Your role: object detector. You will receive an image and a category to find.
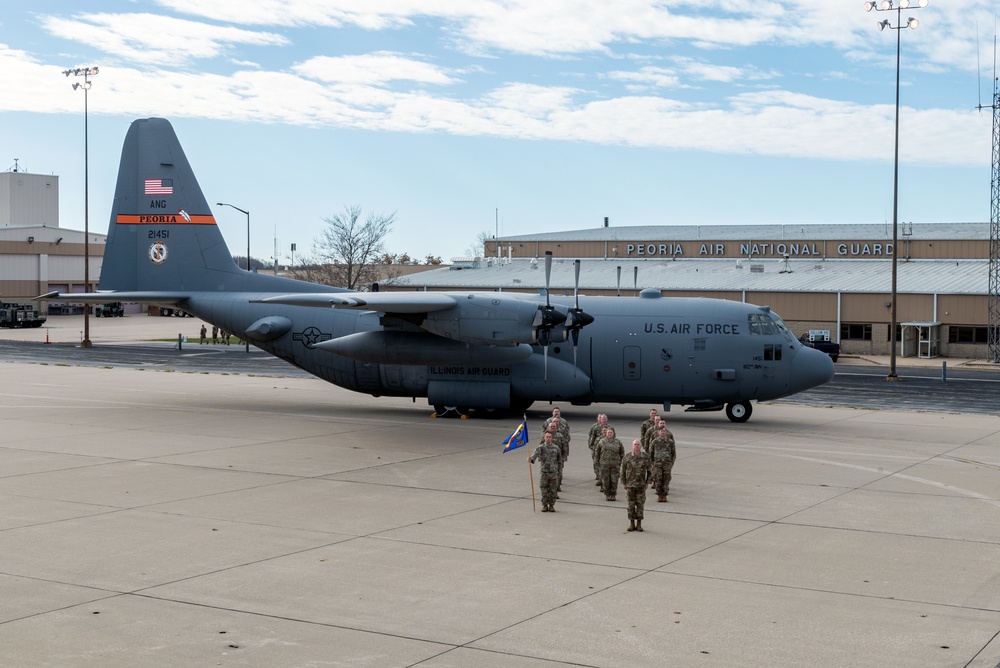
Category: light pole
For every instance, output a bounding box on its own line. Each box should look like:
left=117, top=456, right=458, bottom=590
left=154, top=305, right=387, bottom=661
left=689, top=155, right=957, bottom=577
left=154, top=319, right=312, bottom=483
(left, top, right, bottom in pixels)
left=63, top=66, right=99, bottom=348
left=216, top=202, right=251, bottom=271
left=864, top=0, right=927, bottom=381
left=215, top=202, right=251, bottom=352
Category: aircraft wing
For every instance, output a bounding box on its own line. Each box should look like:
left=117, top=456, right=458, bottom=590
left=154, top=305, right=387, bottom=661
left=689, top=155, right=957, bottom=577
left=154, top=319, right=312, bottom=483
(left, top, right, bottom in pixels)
left=253, top=292, right=459, bottom=314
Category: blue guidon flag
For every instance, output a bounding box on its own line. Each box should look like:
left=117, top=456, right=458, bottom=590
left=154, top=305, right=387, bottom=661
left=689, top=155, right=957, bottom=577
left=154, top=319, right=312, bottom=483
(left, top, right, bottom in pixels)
left=502, top=418, right=529, bottom=453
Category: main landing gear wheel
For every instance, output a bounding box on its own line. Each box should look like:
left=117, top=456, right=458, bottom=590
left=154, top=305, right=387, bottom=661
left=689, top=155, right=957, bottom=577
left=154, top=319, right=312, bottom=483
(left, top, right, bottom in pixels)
left=725, top=401, right=752, bottom=423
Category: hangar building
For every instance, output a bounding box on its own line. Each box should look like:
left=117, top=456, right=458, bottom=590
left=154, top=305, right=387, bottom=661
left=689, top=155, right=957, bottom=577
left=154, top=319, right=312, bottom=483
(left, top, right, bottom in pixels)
left=0, top=170, right=105, bottom=309
left=397, top=223, right=992, bottom=360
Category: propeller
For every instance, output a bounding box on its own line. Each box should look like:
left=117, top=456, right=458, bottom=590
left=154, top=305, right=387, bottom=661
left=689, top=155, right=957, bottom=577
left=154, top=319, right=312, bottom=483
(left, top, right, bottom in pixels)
left=565, top=259, right=595, bottom=368
left=532, top=251, right=566, bottom=380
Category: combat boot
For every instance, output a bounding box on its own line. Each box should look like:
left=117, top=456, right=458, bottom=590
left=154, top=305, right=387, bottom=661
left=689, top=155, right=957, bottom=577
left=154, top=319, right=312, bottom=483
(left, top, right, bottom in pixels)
left=658, top=494, right=666, bottom=502
left=636, top=519, right=643, bottom=532
left=627, top=519, right=635, bottom=532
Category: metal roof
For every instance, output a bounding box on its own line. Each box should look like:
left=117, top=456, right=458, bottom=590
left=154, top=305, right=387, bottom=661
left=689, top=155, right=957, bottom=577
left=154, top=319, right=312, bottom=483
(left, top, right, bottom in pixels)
left=494, top=222, right=989, bottom=243
left=396, top=257, right=988, bottom=295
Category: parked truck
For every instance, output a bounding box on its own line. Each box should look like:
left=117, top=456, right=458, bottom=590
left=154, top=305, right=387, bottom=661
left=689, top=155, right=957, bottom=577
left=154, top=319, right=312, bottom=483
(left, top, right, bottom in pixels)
left=0, top=302, right=47, bottom=328
left=798, top=329, right=840, bottom=362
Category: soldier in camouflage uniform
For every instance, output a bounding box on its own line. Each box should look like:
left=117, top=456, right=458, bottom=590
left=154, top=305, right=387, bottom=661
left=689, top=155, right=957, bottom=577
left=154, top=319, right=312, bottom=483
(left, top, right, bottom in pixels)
left=642, top=416, right=665, bottom=451
left=647, top=424, right=676, bottom=502
left=620, top=440, right=652, bottom=531
left=587, top=413, right=608, bottom=484
left=529, top=431, right=563, bottom=512
left=542, top=407, right=571, bottom=443
left=639, top=408, right=659, bottom=446
left=596, top=426, right=624, bottom=501
left=541, top=420, right=570, bottom=493
left=594, top=425, right=616, bottom=493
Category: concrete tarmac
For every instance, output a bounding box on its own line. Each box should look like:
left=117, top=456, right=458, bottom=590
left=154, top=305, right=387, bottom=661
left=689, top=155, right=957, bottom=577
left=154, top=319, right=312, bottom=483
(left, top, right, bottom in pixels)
left=3, top=316, right=1000, bottom=666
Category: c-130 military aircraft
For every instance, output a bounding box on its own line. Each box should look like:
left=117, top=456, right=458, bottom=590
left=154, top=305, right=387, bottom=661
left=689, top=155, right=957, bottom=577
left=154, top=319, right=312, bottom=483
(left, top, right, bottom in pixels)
left=46, top=118, right=834, bottom=422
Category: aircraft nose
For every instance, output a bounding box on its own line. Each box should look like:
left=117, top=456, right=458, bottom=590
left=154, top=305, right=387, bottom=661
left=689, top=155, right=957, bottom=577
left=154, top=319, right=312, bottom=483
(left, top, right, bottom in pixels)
left=790, top=346, right=836, bottom=394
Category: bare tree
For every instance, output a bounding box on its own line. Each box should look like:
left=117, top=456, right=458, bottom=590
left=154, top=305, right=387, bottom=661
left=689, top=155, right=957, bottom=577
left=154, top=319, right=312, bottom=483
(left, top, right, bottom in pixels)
left=465, top=230, right=492, bottom=259
left=308, top=206, right=398, bottom=290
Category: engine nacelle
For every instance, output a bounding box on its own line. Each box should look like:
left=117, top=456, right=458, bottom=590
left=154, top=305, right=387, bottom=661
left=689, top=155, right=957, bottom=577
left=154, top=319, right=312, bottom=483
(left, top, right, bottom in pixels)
left=420, top=294, right=547, bottom=346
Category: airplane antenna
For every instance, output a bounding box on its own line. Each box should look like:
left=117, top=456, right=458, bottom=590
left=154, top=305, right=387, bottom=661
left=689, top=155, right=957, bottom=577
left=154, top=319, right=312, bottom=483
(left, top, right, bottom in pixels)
left=633, top=266, right=639, bottom=296
left=616, top=266, right=621, bottom=297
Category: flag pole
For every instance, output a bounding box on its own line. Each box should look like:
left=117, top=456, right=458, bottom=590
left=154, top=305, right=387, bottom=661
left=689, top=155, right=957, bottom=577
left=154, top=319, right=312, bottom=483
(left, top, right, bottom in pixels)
left=528, top=461, right=536, bottom=513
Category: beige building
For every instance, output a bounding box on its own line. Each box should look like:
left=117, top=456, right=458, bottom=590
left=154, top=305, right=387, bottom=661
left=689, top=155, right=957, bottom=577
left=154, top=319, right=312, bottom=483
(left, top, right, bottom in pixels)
left=398, top=222, right=993, bottom=360
left=0, top=170, right=105, bottom=308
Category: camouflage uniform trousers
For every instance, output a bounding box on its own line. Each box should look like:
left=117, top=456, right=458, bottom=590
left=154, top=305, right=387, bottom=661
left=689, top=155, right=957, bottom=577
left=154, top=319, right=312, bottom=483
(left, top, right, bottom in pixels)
left=651, top=459, right=673, bottom=496
left=530, top=443, right=562, bottom=508
left=539, top=470, right=558, bottom=507
left=599, top=461, right=620, bottom=495
left=550, top=433, right=570, bottom=491
left=626, top=485, right=647, bottom=520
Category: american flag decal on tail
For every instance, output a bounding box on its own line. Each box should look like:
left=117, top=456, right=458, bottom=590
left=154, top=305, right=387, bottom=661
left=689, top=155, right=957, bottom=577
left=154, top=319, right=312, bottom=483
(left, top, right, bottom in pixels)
left=144, top=178, right=173, bottom=195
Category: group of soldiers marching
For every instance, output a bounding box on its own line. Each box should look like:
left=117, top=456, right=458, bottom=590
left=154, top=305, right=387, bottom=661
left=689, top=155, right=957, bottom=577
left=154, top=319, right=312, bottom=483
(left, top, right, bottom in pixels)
left=528, top=407, right=677, bottom=532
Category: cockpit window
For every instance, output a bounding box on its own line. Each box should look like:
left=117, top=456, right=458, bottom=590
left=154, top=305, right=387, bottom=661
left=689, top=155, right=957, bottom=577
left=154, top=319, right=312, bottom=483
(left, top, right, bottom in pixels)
left=769, top=314, right=791, bottom=335
left=747, top=313, right=779, bottom=335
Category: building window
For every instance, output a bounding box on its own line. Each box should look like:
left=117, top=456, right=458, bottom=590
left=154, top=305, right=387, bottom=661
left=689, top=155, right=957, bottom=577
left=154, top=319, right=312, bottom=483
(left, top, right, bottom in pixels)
left=886, top=324, right=901, bottom=342
left=948, top=326, right=990, bottom=344
left=841, top=323, right=872, bottom=341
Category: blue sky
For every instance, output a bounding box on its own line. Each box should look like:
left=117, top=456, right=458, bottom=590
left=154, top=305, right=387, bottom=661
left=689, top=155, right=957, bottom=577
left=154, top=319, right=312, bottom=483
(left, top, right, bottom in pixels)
left=1, top=1, right=995, bottom=264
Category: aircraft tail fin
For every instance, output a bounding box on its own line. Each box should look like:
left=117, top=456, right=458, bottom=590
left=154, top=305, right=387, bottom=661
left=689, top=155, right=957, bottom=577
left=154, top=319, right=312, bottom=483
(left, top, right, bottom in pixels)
left=99, top=118, right=257, bottom=293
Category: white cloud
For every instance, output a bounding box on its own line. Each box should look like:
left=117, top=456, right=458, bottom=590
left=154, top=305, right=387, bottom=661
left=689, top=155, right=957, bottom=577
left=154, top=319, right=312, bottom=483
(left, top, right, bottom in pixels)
left=154, top=0, right=469, bottom=29
left=293, top=53, right=457, bottom=86
left=6, top=0, right=991, bottom=172
left=674, top=57, right=778, bottom=84
left=608, top=67, right=683, bottom=89
left=41, top=13, right=288, bottom=66
left=13, top=48, right=984, bottom=168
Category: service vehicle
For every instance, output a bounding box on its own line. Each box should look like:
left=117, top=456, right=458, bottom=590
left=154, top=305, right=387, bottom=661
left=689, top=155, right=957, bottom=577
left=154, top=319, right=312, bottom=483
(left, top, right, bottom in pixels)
left=95, top=302, right=125, bottom=317
left=0, top=302, right=47, bottom=328
left=798, top=330, right=840, bottom=362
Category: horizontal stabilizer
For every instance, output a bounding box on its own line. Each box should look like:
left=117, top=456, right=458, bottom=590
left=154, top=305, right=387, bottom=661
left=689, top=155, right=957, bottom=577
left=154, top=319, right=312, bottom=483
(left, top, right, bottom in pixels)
left=36, top=291, right=189, bottom=305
